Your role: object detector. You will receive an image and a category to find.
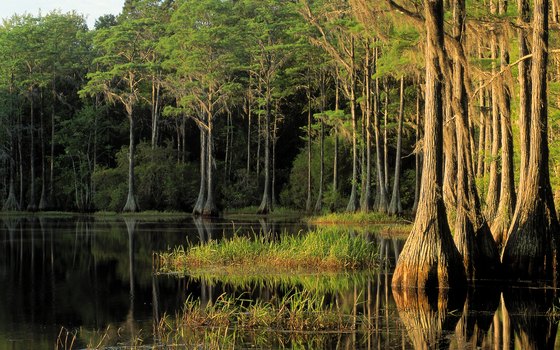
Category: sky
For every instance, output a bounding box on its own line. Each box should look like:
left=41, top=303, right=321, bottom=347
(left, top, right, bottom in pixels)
left=1, top=0, right=124, bottom=29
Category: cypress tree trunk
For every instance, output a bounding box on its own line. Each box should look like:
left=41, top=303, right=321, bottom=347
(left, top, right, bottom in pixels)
left=485, top=32, right=502, bottom=223
left=203, top=113, right=218, bottom=217
left=27, top=94, right=37, bottom=212
left=361, top=41, right=373, bottom=212
left=392, top=0, right=466, bottom=290
left=39, top=91, right=48, bottom=211
left=389, top=76, right=404, bottom=215
left=476, top=87, right=486, bottom=178
left=314, top=74, right=326, bottom=213
left=443, top=82, right=457, bottom=212
left=517, top=0, right=531, bottom=189
left=257, top=99, right=272, bottom=214
left=122, top=107, right=139, bottom=213
left=502, top=0, right=560, bottom=283
left=374, top=76, right=388, bottom=212
left=412, top=87, right=422, bottom=215
left=383, top=81, right=389, bottom=195
left=491, top=36, right=516, bottom=247
left=346, top=36, right=359, bottom=212
left=451, top=0, right=500, bottom=281
left=193, top=123, right=207, bottom=216
left=3, top=83, right=19, bottom=211
left=306, top=89, right=312, bottom=212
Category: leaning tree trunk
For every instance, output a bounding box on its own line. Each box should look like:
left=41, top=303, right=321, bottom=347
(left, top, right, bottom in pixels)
left=491, top=35, right=516, bottom=247
left=203, top=113, right=219, bottom=217
left=122, top=107, right=140, bottom=213
left=502, top=0, right=560, bottom=283
left=392, top=0, right=466, bottom=290
left=192, top=122, right=207, bottom=216
left=389, top=76, right=404, bottom=215
left=451, top=0, right=500, bottom=282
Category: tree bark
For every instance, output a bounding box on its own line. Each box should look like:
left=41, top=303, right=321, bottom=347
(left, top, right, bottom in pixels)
left=257, top=98, right=272, bottom=214
left=451, top=0, right=500, bottom=281
left=485, top=31, right=502, bottom=223
left=490, top=35, right=516, bottom=247
left=193, top=122, right=207, bottom=216
left=122, top=107, right=140, bottom=212
left=502, top=0, right=560, bottom=283
left=374, top=76, right=388, bottom=212
left=203, top=112, right=218, bottom=217
left=517, top=0, right=531, bottom=189
left=412, top=86, right=422, bottom=215
left=361, top=40, right=373, bottom=213
left=392, top=0, right=466, bottom=290
left=389, top=76, right=404, bottom=215
left=306, top=88, right=313, bottom=212
left=443, top=81, right=457, bottom=211
left=346, top=36, right=359, bottom=212
left=27, top=93, right=37, bottom=212
left=314, top=73, right=326, bottom=213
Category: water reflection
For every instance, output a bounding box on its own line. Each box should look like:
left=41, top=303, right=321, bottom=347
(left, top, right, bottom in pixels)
left=0, top=217, right=559, bottom=349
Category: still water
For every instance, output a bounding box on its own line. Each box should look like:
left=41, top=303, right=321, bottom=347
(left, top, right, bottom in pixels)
left=0, top=216, right=559, bottom=349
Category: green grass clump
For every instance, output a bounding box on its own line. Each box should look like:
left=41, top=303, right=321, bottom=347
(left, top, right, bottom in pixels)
left=308, top=211, right=406, bottom=225
left=157, top=228, right=378, bottom=273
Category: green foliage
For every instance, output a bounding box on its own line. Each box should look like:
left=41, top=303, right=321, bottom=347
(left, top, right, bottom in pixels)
left=93, top=143, right=198, bottom=211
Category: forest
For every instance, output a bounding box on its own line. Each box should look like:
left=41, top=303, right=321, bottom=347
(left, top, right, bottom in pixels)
left=1, top=0, right=560, bottom=230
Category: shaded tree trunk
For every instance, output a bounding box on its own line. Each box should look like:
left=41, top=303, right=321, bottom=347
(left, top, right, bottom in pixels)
left=392, top=0, right=466, bottom=290
left=485, top=32, right=502, bottom=223
left=502, top=0, right=560, bottom=283
left=203, top=113, right=218, bottom=217
left=306, top=88, right=312, bottom=212
left=389, top=76, right=404, bottom=215
left=361, top=40, right=373, bottom=212
left=257, top=99, right=272, bottom=214
left=491, top=35, right=516, bottom=247
left=314, top=73, right=326, bottom=213
left=193, top=122, right=207, bottom=216
left=374, top=75, right=388, bottom=212
left=122, top=107, right=140, bottom=212
left=412, top=87, right=422, bottom=215
left=451, top=0, right=500, bottom=281
left=346, top=36, right=359, bottom=212
left=27, top=94, right=37, bottom=212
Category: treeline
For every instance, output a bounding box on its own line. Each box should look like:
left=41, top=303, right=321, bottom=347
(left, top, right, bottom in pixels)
left=1, top=0, right=560, bottom=222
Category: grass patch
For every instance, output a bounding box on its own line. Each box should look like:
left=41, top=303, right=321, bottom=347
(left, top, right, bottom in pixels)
left=157, top=228, right=378, bottom=273
left=307, top=211, right=411, bottom=225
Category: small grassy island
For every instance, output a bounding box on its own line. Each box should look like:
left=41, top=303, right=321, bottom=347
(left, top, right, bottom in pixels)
left=156, top=228, right=379, bottom=274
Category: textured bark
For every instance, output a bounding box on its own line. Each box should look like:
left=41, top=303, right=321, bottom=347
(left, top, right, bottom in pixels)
left=388, top=76, right=404, bottom=215
left=490, top=35, right=516, bottom=247
left=192, top=124, right=207, bottom=216
left=451, top=0, right=500, bottom=281
left=392, top=0, right=466, bottom=290
left=203, top=114, right=219, bottom=217
left=374, top=76, right=388, bottom=212
left=443, top=82, right=457, bottom=211
left=346, top=36, right=359, bottom=212
left=517, top=0, right=531, bottom=188
left=412, top=88, right=422, bottom=215
left=361, top=42, right=373, bottom=213
left=122, top=109, right=139, bottom=213
left=485, top=32, right=501, bottom=223
left=502, top=0, right=560, bottom=283
left=257, top=102, right=272, bottom=214
left=476, top=87, right=486, bottom=178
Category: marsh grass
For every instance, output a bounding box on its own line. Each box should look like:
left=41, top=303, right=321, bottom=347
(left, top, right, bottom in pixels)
left=157, top=228, right=378, bottom=273
left=308, top=211, right=411, bottom=225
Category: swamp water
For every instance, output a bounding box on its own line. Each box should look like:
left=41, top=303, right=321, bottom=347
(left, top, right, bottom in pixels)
left=0, top=216, right=558, bottom=349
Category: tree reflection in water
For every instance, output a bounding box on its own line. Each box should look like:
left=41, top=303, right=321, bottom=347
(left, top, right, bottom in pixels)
left=393, top=286, right=465, bottom=349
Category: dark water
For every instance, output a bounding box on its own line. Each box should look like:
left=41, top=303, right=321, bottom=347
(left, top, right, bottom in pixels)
left=0, top=216, right=559, bottom=349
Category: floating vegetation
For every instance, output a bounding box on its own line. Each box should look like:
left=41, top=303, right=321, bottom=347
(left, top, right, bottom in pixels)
left=156, top=228, right=378, bottom=273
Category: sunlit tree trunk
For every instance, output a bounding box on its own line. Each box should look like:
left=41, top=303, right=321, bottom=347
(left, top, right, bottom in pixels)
left=392, top=0, right=466, bottom=289
left=389, top=76, right=404, bottom=215
left=503, top=0, right=560, bottom=283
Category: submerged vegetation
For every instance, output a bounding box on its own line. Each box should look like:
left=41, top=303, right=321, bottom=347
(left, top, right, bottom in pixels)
left=157, top=228, right=378, bottom=273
